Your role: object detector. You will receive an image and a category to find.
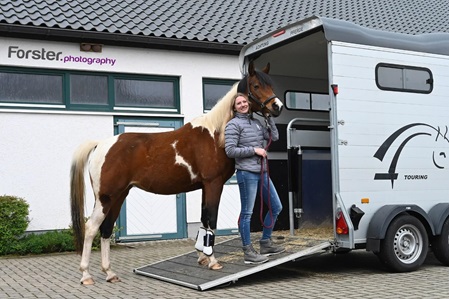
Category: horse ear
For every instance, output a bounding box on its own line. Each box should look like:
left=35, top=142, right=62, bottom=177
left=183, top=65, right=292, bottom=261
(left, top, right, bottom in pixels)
left=248, top=61, right=255, bottom=76
left=262, top=63, right=270, bottom=74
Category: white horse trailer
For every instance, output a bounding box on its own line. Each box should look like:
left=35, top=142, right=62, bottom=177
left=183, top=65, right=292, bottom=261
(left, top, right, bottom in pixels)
left=239, top=15, right=449, bottom=272
left=135, top=16, right=449, bottom=290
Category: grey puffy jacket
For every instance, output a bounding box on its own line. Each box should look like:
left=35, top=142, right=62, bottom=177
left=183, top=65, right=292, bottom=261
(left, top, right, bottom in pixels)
left=225, top=112, right=279, bottom=173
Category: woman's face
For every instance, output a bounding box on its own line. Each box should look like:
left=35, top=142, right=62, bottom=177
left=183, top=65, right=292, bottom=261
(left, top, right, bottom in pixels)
left=234, top=95, right=249, bottom=114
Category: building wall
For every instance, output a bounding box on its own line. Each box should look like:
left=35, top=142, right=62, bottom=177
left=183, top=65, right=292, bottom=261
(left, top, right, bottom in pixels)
left=0, top=36, right=241, bottom=232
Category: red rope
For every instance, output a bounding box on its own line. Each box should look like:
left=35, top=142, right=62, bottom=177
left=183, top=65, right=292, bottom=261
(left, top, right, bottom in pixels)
left=259, top=128, right=274, bottom=229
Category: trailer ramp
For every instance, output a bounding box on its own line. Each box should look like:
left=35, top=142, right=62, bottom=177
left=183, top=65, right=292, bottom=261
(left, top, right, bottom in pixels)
left=134, top=233, right=332, bottom=291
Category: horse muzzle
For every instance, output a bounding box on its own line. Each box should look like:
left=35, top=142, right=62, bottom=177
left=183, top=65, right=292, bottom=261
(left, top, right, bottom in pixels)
left=267, top=98, right=283, bottom=117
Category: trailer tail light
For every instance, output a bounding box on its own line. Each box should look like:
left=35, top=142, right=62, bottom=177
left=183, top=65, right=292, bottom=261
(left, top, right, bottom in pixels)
left=336, top=208, right=349, bottom=235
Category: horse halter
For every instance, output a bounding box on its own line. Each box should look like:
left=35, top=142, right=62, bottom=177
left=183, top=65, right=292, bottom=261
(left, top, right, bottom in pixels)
left=246, top=76, right=277, bottom=113
left=248, top=91, right=277, bottom=110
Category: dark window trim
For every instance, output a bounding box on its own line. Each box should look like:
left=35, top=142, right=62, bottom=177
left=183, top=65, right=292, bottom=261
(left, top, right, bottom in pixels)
left=375, top=63, right=433, bottom=94
left=0, top=66, right=180, bottom=113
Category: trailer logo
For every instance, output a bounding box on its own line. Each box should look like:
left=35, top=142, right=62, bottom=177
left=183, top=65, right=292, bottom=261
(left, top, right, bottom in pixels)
left=374, top=123, right=449, bottom=188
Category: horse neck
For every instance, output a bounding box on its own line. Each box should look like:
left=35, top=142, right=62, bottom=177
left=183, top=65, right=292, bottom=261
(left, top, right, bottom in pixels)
left=202, top=106, right=230, bottom=148
left=201, top=85, right=237, bottom=147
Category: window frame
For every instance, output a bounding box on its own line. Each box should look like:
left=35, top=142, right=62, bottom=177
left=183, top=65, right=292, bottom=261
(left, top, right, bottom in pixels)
left=0, top=67, right=65, bottom=107
left=375, top=63, right=433, bottom=94
left=112, top=74, right=180, bottom=112
left=202, top=78, right=238, bottom=112
left=284, top=90, right=330, bottom=112
left=0, top=67, right=181, bottom=113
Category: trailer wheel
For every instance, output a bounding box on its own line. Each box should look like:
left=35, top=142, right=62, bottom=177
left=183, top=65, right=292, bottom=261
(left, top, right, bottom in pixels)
left=432, top=217, right=449, bottom=266
left=378, top=215, right=428, bottom=272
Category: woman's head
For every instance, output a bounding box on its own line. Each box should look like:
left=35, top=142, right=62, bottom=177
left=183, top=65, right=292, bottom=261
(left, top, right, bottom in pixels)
left=232, top=92, right=250, bottom=115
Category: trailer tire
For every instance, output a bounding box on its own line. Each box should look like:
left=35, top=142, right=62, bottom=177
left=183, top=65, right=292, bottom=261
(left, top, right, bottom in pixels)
left=432, top=217, right=449, bottom=266
left=378, top=215, right=428, bottom=272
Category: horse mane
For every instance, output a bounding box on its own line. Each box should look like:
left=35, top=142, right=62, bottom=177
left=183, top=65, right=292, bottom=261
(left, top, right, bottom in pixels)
left=190, top=82, right=238, bottom=148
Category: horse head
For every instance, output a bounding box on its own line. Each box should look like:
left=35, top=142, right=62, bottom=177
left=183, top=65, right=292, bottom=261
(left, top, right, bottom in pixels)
left=238, top=61, right=283, bottom=118
left=432, top=125, right=449, bottom=169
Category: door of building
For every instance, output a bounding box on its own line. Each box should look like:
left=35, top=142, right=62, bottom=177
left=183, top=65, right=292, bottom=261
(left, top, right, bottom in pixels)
left=115, top=118, right=186, bottom=242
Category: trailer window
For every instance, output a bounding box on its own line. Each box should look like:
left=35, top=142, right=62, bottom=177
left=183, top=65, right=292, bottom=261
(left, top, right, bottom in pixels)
left=285, top=91, right=330, bottom=111
left=376, top=63, right=433, bottom=93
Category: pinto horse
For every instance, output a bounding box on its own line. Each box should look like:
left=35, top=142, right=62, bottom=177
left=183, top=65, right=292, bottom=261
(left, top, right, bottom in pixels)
left=70, top=62, right=283, bottom=285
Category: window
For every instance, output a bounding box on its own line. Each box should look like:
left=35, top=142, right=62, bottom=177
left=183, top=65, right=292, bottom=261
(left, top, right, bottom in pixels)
left=115, top=78, right=176, bottom=109
left=285, top=91, right=330, bottom=111
left=376, top=63, right=433, bottom=93
left=70, top=74, right=108, bottom=105
left=0, top=71, right=63, bottom=104
left=0, top=67, right=180, bottom=112
left=203, top=78, right=238, bottom=111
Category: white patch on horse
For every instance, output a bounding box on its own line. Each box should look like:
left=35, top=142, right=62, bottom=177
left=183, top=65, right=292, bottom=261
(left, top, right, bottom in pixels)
left=191, top=117, right=215, bottom=139
left=172, top=140, right=198, bottom=181
left=274, top=97, right=284, bottom=109
left=89, top=135, right=120, bottom=197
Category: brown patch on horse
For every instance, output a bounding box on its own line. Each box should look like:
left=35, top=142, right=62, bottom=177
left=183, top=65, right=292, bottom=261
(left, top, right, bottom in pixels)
left=97, top=124, right=235, bottom=204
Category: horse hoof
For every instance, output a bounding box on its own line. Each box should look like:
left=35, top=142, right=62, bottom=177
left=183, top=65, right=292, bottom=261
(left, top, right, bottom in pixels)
left=198, top=258, right=209, bottom=266
left=107, top=276, right=121, bottom=283
left=81, top=278, right=95, bottom=285
left=209, top=263, right=223, bottom=270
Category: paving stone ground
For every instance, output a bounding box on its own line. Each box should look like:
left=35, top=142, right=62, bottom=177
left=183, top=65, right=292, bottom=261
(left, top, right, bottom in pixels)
left=1, top=237, right=448, bottom=298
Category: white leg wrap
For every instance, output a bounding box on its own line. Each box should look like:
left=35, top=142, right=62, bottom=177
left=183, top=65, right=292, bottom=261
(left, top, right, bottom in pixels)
left=195, top=227, right=207, bottom=251
left=202, top=229, right=215, bottom=256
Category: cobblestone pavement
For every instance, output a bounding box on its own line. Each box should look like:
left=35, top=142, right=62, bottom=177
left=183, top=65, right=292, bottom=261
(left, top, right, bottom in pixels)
left=1, top=237, right=448, bottom=299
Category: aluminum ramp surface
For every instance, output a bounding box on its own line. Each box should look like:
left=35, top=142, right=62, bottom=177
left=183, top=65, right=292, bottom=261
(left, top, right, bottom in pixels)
left=134, top=233, right=332, bottom=291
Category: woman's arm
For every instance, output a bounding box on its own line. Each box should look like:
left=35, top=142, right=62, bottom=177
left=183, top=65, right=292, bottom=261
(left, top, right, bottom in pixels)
left=264, top=117, right=279, bottom=142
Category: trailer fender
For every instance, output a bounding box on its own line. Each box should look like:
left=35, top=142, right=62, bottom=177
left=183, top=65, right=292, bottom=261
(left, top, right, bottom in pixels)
left=428, top=203, right=449, bottom=235
left=366, top=205, right=434, bottom=253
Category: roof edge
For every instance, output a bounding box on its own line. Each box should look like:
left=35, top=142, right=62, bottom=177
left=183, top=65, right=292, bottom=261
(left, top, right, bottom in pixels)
left=321, top=17, right=449, bottom=56
left=0, top=23, right=243, bottom=55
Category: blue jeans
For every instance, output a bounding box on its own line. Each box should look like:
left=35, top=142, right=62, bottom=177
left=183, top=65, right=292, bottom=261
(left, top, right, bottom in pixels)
left=236, top=170, right=283, bottom=246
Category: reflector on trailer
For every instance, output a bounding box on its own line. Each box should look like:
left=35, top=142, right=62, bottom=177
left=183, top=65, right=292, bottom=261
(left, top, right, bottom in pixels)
left=331, top=84, right=339, bottom=95
left=273, top=30, right=285, bottom=37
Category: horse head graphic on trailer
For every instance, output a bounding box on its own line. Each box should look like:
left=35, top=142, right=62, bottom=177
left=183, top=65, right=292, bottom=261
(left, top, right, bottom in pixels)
left=374, top=123, right=449, bottom=188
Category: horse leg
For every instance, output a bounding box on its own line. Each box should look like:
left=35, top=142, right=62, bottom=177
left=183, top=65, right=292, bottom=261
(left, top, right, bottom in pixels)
left=197, top=182, right=223, bottom=270
left=195, top=226, right=209, bottom=266
left=99, top=191, right=128, bottom=283
left=79, top=203, right=107, bottom=285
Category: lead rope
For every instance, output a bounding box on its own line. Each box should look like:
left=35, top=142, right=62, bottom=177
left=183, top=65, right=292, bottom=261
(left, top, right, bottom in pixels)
left=259, top=121, right=274, bottom=229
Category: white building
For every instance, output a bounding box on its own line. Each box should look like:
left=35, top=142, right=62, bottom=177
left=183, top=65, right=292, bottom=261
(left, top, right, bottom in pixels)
left=1, top=0, right=448, bottom=241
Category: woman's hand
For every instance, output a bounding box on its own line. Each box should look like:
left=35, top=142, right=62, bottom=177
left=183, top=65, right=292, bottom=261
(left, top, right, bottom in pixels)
left=254, top=147, right=267, bottom=158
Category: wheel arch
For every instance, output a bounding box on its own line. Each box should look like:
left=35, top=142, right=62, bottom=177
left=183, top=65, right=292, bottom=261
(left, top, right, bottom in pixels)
left=366, top=205, right=434, bottom=253
left=428, top=203, right=449, bottom=235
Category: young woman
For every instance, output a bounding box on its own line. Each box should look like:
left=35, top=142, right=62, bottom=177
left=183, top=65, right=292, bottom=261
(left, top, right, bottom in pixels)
left=224, top=93, right=284, bottom=264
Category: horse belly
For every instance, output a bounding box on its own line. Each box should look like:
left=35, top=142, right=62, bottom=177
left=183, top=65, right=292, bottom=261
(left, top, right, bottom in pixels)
left=133, top=161, right=202, bottom=195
